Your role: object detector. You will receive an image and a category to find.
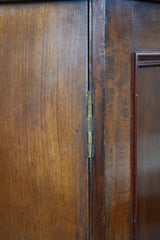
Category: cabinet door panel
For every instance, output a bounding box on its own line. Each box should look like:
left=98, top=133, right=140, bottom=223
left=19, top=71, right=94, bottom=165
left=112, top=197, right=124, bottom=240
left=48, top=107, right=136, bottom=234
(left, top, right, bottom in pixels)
left=134, top=53, right=160, bottom=240
left=137, top=66, right=160, bottom=240
left=0, top=2, right=88, bottom=240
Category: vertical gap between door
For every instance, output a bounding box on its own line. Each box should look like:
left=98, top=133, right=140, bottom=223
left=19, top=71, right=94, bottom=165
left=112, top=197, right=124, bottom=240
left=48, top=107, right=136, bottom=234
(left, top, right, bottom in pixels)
left=88, top=0, right=93, bottom=239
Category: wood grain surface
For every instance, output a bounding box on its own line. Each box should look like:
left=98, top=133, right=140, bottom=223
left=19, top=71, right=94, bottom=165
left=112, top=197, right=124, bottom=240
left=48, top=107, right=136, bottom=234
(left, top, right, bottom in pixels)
left=105, top=1, right=133, bottom=239
left=0, top=2, right=88, bottom=239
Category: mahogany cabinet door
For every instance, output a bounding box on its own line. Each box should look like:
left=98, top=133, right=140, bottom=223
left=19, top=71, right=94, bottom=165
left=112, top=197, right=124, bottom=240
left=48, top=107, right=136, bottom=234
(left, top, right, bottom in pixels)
left=0, top=2, right=88, bottom=239
left=103, top=1, right=160, bottom=240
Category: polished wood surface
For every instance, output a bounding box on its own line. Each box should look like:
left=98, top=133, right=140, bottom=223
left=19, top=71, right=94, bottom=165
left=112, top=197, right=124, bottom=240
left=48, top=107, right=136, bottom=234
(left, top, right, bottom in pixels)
left=0, top=2, right=88, bottom=239
left=105, top=1, right=160, bottom=240
left=134, top=53, right=160, bottom=240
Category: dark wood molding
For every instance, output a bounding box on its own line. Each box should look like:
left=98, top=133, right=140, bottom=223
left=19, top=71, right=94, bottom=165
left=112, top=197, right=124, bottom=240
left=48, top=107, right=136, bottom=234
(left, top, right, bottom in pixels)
left=133, top=52, right=160, bottom=240
left=136, top=52, right=160, bottom=67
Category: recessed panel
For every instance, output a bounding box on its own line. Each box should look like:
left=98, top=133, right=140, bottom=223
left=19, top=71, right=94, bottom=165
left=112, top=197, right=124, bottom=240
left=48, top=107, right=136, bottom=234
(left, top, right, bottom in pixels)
left=134, top=53, right=160, bottom=240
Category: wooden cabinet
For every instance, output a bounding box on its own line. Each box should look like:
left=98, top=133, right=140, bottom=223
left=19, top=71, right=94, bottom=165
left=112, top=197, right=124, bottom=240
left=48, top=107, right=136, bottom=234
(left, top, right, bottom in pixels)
left=0, top=0, right=160, bottom=239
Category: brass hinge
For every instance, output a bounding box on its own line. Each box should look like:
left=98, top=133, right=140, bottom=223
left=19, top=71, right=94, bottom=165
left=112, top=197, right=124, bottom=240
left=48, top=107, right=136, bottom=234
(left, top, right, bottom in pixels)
left=87, top=90, right=93, bottom=158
